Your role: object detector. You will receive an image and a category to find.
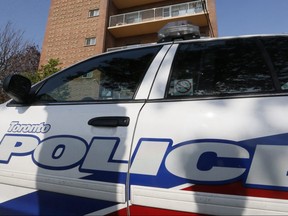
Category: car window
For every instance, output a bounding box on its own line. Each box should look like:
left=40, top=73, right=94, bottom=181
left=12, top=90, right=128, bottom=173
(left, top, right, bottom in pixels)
left=35, top=46, right=161, bottom=102
left=167, top=38, right=275, bottom=98
left=262, top=37, right=288, bottom=91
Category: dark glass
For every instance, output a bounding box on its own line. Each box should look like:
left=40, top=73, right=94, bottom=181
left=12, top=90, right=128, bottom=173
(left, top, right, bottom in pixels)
left=262, top=36, right=288, bottom=91
left=168, top=38, right=275, bottom=98
left=36, top=46, right=161, bottom=102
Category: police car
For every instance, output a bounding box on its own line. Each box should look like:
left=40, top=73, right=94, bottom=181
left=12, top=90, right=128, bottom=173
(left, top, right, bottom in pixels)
left=1, top=22, right=288, bottom=215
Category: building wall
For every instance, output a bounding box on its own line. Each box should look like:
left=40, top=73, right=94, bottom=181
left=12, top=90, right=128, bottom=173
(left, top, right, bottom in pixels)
left=207, top=0, right=218, bottom=37
left=40, top=0, right=109, bottom=68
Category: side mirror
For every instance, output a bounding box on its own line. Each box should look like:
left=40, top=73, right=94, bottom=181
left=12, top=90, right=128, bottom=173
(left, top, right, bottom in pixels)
left=3, top=74, right=32, bottom=103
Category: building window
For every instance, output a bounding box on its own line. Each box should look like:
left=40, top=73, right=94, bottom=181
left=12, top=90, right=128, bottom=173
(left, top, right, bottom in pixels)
left=88, top=9, right=99, bottom=17
left=85, top=37, right=96, bottom=46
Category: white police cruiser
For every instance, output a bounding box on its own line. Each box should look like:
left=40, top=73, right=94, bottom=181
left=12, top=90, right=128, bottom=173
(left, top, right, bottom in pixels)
left=1, top=23, right=288, bottom=215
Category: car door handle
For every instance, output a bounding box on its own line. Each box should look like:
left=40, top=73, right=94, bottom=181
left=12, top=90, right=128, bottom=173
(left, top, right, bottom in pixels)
left=88, top=116, right=130, bottom=127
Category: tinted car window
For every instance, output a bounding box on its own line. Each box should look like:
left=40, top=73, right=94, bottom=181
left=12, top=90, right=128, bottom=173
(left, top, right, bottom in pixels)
left=262, top=37, right=288, bottom=91
left=36, top=46, right=160, bottom=102
left=167, top=38, right=275, bottom=98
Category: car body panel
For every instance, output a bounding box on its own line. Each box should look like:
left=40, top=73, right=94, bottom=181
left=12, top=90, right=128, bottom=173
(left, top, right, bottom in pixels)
left=1, top=35, right=288, bottom=215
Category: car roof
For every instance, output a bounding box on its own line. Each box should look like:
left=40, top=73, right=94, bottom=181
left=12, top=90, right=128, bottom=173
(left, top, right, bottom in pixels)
left=172, top=33, right=288, bottom=44
left=57, top=33, right=288, bottom=74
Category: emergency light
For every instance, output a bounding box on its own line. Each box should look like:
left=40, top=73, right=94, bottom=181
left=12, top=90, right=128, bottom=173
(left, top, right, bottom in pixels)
left=158, top=20, right=200, bottom=43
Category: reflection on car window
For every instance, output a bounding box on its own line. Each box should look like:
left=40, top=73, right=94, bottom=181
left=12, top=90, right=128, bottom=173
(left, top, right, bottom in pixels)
left=167, top=38, right=275, bottom=98
left=36, top=46, right=160, bottom=102
left=262, top=37, right=288, bottom=91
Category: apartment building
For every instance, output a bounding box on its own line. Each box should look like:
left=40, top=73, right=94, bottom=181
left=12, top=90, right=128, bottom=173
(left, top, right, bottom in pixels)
left=40, top=0, right=218, bottom=68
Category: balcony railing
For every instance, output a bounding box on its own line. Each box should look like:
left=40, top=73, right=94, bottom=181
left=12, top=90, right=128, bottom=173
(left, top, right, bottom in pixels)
left=109, top=1, right=205, bottom=28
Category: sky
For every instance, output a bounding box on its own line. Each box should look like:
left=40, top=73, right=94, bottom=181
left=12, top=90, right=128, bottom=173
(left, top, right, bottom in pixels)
left=217, top=0, right=288, bottom=36
left=0, top=0, right=287, bottom=49
left=0, top=0, right=50, bottom=48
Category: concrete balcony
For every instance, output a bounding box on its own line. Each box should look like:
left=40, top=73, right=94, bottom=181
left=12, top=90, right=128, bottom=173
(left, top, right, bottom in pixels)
left=108, top=1, right=208, bottom=38
left=112, top=0, right=166, bottom=9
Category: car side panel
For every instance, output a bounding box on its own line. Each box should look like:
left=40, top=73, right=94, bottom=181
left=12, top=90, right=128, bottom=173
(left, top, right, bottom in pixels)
left=128, top=38, right=288, bottom=215
left=129, top=97, right=288, bottom=215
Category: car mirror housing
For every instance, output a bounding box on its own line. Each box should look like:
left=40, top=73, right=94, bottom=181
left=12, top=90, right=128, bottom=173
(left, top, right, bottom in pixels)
left=3, top=74, right=32, bottom=104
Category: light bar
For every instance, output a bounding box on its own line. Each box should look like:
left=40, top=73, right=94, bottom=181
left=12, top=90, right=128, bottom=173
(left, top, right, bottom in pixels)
left=158, top=21, right=200, bottom=43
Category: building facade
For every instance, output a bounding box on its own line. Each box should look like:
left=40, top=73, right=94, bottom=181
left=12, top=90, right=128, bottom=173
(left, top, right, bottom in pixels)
left=40, top=0, right=218, bottom=68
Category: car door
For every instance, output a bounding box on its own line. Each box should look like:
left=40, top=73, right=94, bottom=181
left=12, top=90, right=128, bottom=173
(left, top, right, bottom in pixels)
left=129, top=36, right=288, bottom=215
left=0, top=45, right=167, bottom=215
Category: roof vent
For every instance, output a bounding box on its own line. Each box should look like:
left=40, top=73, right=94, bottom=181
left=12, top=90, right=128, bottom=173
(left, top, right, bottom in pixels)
left=158, top=21, right=200, bottom=43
